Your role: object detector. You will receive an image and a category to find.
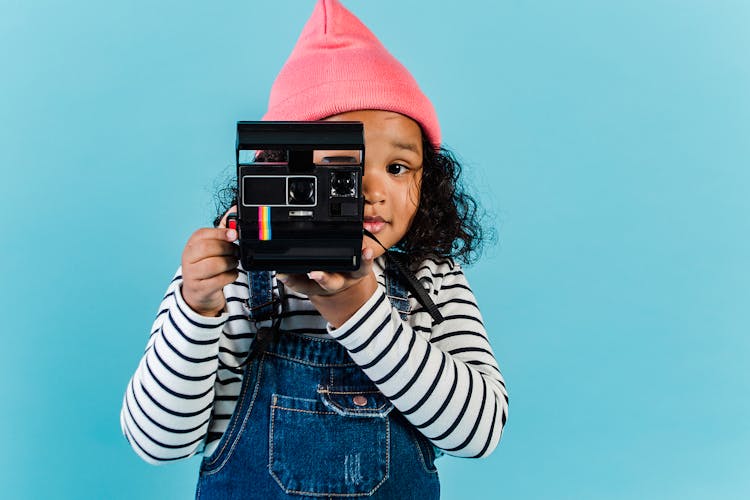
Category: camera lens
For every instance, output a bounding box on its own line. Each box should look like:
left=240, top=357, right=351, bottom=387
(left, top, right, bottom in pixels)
left=330, top=171, right=357, bottom=197
left=288, top=178, right=315, bottom=205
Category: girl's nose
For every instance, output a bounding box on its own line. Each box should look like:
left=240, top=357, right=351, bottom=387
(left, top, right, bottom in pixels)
left=363, top=169, right=385, bottom=204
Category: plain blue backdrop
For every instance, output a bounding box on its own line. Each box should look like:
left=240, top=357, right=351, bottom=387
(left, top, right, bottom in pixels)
left=2, top=0, right=748, bottom=498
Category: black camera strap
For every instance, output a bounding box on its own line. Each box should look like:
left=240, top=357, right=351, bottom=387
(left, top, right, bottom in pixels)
left=231, top=271, right=283, bottom=369
left=363, top=229, right=444, bottom=325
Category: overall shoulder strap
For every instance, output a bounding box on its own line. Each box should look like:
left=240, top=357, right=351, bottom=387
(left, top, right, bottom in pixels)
left=384, top=261, right=410, bottom=321
left=381, top=249, right=444, bottom=325
left=233, top=271, right=282, bottom=369
left=246, top=271, right=280, bottom=322
left=362, top=228, right=445, bottom=325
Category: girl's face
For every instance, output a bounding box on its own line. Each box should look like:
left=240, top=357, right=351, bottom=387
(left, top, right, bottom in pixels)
left=316, top=110, right=424, bottom=259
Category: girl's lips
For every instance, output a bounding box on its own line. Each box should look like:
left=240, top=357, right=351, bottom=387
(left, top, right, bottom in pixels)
left=363, top=220, right=386, bottom=234
left=363, top=217, right=386, bottom=234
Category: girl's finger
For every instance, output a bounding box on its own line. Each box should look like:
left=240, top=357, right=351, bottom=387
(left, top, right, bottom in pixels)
left=276, top=273, right=309, bottom=288
left=307, top=271, right=328, bottom=289
left=186, top=256, right=238, bottom=281
left=188, top=269, right=239, bottom=297
left=350, top=247, right=375, bottom=278
left=218, top=205, right=238, bottom=228
left=307, top=271, right=345, bottom=293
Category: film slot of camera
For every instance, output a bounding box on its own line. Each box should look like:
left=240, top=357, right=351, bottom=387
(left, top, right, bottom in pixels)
left=235, top=121, right=365, bottom=272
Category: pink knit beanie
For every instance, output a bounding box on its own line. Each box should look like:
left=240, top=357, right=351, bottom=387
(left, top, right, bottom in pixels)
left=262, top=0, right=441, bottom=146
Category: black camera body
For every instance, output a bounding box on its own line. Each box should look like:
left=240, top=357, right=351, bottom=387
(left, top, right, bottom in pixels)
left=235, top=121, right=365, bottom=273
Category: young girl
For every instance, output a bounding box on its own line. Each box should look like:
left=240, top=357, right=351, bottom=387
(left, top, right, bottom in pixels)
left=121, top=1, right=508, bottom=498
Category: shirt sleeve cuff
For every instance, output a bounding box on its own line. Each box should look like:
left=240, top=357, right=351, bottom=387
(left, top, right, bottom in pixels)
left=173, top=284, right=229, bottom=329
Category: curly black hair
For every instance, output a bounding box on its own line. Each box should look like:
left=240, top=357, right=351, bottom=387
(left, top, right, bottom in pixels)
left=212, top=136, right=489, bottom=269
left=397, top=136, right=488, bottom=268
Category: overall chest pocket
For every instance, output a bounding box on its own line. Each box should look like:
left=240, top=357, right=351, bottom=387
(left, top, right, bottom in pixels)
left=269, top=387, right=393, bottom=497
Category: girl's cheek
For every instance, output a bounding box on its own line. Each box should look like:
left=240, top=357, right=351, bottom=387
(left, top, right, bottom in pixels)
left=409, top=174, right=423, bottom=203
left=407, top=185, right=421, bottom=209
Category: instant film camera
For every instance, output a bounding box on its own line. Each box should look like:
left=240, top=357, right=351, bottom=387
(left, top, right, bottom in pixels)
left=234, top=121, right=365, bottom=273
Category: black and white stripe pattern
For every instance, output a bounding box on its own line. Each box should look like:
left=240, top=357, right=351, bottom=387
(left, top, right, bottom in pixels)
left=121, top=257, right=508, bottom=464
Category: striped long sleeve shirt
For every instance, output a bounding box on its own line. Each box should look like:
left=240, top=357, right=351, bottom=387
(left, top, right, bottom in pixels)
left=121, top=257, right=508, bottom=464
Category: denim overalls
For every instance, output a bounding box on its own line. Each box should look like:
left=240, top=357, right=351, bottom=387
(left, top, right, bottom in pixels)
left=196, top=267, right=440, bottom=499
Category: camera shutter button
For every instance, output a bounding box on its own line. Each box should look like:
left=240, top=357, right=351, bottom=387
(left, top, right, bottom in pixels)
left=226, top=213, right=238, bottom=230
left=352, top=395, right=368, bottom=407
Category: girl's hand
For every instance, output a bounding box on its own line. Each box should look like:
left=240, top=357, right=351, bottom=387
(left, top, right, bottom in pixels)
left=181, top=206, right=239, bottom=317
left=277, top=246, right=378, bottom=328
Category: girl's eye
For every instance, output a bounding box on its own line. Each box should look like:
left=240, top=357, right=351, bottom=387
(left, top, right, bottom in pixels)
left=386, top=163, right=409, bottom=175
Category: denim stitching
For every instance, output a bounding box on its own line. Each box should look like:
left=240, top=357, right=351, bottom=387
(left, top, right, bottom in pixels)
left=318, top=392, right=391, bottom=414
left=268, top=397, right=391, bottom=497
left=201, top=360, right=255, bottom=469
left=264, top=351, right=356, bottom=367
left=318, top=389, right=382, bottom=394
left=279, top=334, right=337, bottom=344
left=324, top=403, right=390, bottom=413
left=269, top=394, right=277, bottom=491
left=202, top=356, right=265, bottom=475
left=318, top=379, right=393, bottom=415
left=408, top=430, right=438, bottom=475
left=386, top=295, right=410, bottom=313
left=318, top=389, right=385, bottom=397
left=271, top=405, right=337, bottom=416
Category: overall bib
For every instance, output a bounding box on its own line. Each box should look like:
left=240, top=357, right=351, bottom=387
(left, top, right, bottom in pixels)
left=196, top=269, right=440, bottom=499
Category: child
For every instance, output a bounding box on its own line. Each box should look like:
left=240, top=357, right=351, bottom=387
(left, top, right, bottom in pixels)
left=121, top=1, right=508, bottom=498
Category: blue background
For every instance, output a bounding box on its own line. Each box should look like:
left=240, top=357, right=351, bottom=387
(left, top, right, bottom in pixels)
left=2, top=0, right=748, bottom=498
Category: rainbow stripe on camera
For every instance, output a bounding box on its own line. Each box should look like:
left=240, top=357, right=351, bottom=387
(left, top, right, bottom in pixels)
left=258, top=206, right=271, bottom=240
